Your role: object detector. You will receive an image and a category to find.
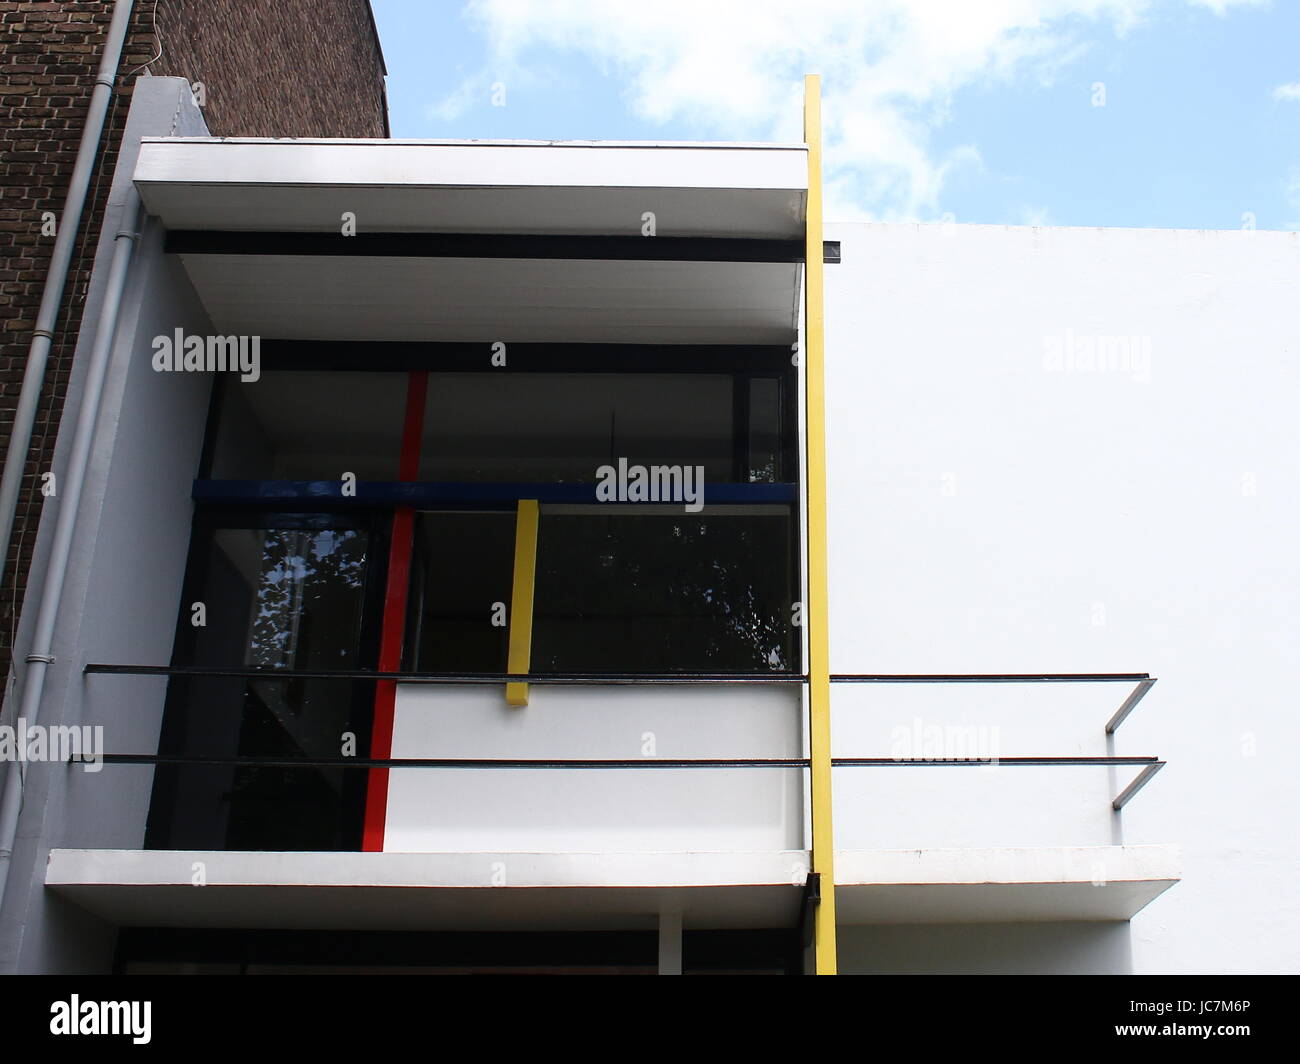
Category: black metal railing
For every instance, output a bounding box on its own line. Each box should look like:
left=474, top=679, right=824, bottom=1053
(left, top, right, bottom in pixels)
left=81, top=665, right=1164, bottom=810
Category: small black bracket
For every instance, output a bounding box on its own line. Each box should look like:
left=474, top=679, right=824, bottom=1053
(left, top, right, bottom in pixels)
left=823, top=240, right=841, bottom=264
left=798, top=871, right=822, bottom=948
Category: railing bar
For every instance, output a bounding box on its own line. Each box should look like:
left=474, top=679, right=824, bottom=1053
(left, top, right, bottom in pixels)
left=84, top=664, right=1152, bottom=685
left=832, top=756, right=1160, bottom=766
left=82, top=664, right=807, bottom=684
left=831, top=674, right=1151, bottom=683
left=1106, top=678, right=1158, bottom=733
left=1112, top=761, right=1166, bottom=810
left=86, top=754, right=1160, bottom=769
left=92, top=755, right=810, bottom=769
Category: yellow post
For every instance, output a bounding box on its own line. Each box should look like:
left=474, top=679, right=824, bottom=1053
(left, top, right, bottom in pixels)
left=506, top=499, right=539, bottom=706
left=803, top=74, right=837, bottom=974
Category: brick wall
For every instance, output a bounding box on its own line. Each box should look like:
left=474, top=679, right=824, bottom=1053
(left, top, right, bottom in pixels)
left=151, top=0, right=389, bottom=138
left=0, top=0, right=387, bottom=671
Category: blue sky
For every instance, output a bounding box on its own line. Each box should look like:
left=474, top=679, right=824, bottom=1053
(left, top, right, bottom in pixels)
left=371, top=0, right=1300, bottom=230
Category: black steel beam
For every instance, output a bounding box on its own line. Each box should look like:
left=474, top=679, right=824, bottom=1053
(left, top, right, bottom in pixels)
left=798, top=872, right=821, bottom=950
left=257, top=340, right=798, bottom=374
left=165, top=230, right=805, bottom=263
left=84, top=663, right=806, bottom=684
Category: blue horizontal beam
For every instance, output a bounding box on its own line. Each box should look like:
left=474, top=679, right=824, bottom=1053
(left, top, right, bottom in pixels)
left=192, top=480, right=797, bottom=506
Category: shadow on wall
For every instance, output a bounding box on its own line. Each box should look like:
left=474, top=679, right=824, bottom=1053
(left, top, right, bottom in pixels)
left=838, top=921, right=1132, bottom=975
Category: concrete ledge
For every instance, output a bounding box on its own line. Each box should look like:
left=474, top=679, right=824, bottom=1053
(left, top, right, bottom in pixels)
left=45, top=849, right=810, bottom=931
left=46, top=845, right=1179, bottom=931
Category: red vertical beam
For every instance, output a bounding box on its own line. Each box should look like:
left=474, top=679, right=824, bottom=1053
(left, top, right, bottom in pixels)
left=362, top=371, right=428, bottom=852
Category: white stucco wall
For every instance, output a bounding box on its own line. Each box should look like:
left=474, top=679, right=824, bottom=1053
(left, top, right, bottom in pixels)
left=824, top=221, right=1300, bottom=974
left=0, top=79, right=214, bottom=974
left=386, top=684, right=803, bottom=853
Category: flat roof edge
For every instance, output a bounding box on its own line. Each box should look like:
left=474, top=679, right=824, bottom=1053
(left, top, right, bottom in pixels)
left=137, top=136, right=808, bottom=151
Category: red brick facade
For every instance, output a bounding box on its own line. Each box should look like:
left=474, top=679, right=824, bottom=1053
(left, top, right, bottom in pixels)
left=0, top=0, right=387, bottom=670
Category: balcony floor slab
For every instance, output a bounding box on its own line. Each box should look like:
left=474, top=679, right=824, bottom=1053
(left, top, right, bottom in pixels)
left=45, top=845, right=1179, bottom=931
left=45, top=849, right=809, bottom=931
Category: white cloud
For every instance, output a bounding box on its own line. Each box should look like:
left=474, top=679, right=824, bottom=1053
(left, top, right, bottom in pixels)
left=450, top=0, right=1268, bottom=220
left=1187, top=0, right=1266, bottom=12
left=1283, top=166, right=1300, bottom=229
left=1016, top=204, right=1055, bottom=226
left=428, top=73, right=490, bottom=121
left=1273, top=83, right=1300, bottom=102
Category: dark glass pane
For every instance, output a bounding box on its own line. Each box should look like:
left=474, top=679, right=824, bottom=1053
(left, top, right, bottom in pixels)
left=420, top=373, right=734, bottom=482
left=531, top=510, right=796, bottom=673
left=749, top=377, right=781, bottom=482
left=206, top=372, right=406, bottom=480
left=150, top=518, right=378, bottom=850
left=228, top=528, right=369, bottom=848
left=405, top=512, right=515, bottom=672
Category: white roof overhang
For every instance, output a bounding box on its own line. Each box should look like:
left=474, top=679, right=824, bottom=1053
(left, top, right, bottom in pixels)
left=133, top=138, right=809, bottom=345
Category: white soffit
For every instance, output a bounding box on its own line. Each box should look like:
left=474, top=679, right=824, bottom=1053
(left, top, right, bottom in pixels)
left=134, top=138, right=808, bottom=237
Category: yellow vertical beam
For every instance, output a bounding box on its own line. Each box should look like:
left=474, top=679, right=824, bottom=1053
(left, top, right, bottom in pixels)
left=803, top=74, right=837, bottom=975
left=506, top=499, right=539, bottom=706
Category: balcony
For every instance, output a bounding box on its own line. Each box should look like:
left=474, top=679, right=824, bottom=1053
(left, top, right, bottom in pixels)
left=67, top=666, right=1176, bottom=936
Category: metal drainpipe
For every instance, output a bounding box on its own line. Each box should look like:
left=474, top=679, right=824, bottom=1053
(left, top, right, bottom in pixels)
left=0, top=0, right=136, bottom=598
left=0, top=187, right=144, bottom=914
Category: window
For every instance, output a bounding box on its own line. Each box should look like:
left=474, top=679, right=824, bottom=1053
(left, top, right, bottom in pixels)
left=404, top=511, right=514, bottom=673
left=404, top=507, right=796, bottom=675
left=154, top=348, right=800, bottom=848
left=420, top=373, right=739, bottom=482
left=531, top=508, right=796, bottom=673
left=205, top=371, right=407, bottom=481
left=148, top=511, right=387, bottom=850
left=202, top=366, right=792, bottom=484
